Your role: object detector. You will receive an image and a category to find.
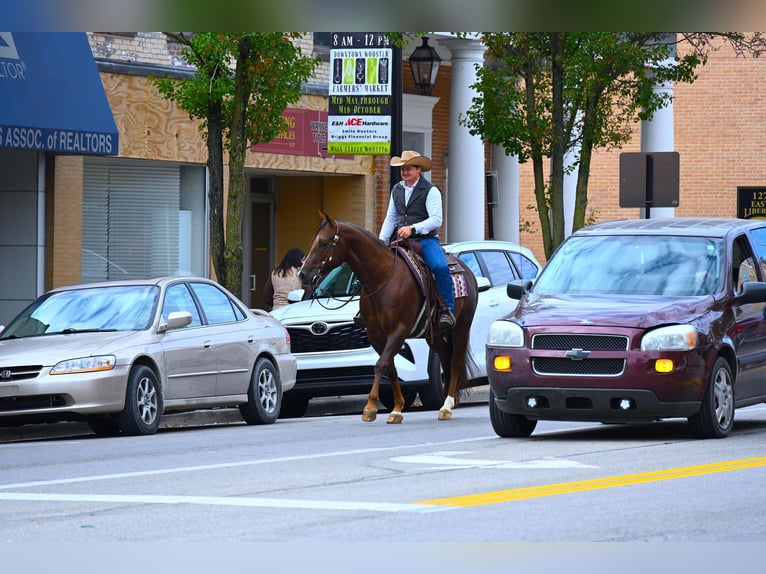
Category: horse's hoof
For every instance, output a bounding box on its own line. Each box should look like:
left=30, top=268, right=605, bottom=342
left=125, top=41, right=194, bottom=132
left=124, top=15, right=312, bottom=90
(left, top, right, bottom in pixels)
left=438, top=409, right=453, bottom=421
left=362, top=409, right=377, bottom=422
left=386, top=412, right=403, bottom=424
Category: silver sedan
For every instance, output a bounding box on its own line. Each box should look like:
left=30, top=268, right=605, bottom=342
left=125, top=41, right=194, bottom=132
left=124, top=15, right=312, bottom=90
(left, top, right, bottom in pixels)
left=0, top=277, right=296, bottom=435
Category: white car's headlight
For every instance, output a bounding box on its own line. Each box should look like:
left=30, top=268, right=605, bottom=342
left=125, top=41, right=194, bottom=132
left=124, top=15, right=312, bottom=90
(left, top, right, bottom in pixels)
left=487, top=320, right=524, bottom=347
left=50, top=355, right=117, bottom=375
left=641, top=325, right=697, bottom=351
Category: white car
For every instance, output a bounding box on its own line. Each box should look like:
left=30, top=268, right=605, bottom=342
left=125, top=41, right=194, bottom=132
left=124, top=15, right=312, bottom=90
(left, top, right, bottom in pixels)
left=270, top=240, right=542, bottom=418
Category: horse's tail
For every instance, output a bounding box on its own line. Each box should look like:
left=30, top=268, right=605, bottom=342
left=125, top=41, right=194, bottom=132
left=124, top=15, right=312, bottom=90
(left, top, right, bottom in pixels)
left=458, top=344, right=481, bottom=393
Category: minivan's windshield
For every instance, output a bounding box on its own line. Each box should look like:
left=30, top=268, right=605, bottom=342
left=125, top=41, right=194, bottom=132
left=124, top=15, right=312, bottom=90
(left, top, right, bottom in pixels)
left=313, top=263, right=361, bottom=298
left=533, top=235, right=724, bottom=296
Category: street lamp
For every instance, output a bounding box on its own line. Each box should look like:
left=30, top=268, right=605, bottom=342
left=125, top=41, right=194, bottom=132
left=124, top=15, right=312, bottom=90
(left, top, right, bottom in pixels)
left=409, top=36, right=441, bottom=96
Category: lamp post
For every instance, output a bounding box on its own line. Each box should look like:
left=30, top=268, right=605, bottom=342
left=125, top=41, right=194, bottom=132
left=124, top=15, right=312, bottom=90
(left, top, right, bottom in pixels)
left=409, top=36, right=441, bottom=96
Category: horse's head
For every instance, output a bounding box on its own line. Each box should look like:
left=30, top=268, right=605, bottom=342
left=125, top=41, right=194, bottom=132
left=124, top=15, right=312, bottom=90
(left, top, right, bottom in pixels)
left=299, top=212, right=344, bottom=288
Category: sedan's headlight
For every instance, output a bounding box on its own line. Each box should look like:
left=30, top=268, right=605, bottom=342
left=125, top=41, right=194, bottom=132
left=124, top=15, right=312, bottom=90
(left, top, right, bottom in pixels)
left=487, top=320, right=524, bottom=347
left=50, top=355, right=116, bottom=375
left=641, top=325, right=697, bottom=351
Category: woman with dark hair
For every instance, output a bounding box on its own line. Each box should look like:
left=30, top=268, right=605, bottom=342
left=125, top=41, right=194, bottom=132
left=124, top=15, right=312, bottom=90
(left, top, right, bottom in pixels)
left=263, top=247, right=305, bottom=310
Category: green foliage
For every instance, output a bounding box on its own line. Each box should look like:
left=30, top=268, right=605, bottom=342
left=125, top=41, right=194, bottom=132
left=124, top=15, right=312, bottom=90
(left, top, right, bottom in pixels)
left=461, top=32, right=766, bottom=258
left=154, top=33, right=319, bottom=149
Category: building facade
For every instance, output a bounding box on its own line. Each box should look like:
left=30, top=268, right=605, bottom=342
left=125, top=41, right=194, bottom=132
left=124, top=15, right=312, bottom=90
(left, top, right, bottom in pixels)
left=1, top=32, right=764, bottom=326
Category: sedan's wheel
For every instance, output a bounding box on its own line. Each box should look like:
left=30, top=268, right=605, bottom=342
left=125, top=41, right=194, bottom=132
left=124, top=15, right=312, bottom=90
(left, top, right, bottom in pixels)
left=489, top=388, right=536, bottom=438
left=239, top=357, right=282, bottom=424
left=418, top=350, right=446, bottom=410
left=688, top=356, right=734, bottom=438
left=114, top=365, right=162, bottom=435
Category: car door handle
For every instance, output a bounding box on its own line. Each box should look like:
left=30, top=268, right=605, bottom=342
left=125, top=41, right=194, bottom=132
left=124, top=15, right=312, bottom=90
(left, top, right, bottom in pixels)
left=203, top=340, right=213, bottom=349
left=248, top=336, right=254, bottom=344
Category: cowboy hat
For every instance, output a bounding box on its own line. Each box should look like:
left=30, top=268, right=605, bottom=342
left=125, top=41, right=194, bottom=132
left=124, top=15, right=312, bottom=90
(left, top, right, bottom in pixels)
left=390, top=150, right=432, bottom=171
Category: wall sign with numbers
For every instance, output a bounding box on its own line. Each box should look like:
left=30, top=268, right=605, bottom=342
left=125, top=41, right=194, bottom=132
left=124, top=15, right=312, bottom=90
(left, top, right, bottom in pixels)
left=327, top=32, right=392, bottom=155
left=738, top=187, right=766, bottom=219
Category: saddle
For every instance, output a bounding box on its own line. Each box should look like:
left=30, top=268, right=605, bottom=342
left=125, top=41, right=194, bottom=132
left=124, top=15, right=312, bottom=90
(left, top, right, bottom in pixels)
left=390, top=239, right=468, bottom=337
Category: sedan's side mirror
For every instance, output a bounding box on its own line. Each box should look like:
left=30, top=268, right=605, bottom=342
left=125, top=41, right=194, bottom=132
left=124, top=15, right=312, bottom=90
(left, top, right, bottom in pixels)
left=507, top=279, right=533, bottom=300
left=159, top=311, right=193, bottom=332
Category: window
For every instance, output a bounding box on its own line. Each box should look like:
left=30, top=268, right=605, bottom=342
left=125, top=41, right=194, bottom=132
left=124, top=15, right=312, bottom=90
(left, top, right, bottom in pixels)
left=162, top=283, right=201, bottom=327
left=189, top=282, right=245, bottom=324
left=82, top=159, right=207, bottom=283
left=480, top=251, right=520, bottom=287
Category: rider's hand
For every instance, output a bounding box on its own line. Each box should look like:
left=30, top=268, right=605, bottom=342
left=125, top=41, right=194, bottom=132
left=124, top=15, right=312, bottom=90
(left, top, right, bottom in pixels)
left=397, top=225, right=413, bottom=239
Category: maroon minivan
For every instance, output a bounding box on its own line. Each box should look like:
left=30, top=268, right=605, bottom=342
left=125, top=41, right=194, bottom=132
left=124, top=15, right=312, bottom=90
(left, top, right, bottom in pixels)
left=486, top=218, right=766, bottom=439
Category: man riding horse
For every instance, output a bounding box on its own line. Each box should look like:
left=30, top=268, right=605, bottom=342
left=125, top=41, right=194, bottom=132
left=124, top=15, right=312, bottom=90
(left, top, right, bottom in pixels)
left=379, top=150, right=455, bottom=330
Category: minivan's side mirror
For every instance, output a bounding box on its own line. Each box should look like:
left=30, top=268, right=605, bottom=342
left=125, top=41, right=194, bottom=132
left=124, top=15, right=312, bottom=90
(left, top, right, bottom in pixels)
left=734, top=281, right=766, bottom=305
left=507, top=279, right=533, bottom=300
left=287, top=289, right=305, bottom=303
left=476, top=276, right=491, bottom=293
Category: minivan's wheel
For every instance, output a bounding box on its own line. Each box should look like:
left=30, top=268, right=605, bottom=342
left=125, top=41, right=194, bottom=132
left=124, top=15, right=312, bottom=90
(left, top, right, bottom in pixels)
left=688, top=356, right=734, bottom=438
left=418, top=350, right=446, bottom=410
left=279, top=394, right=310, bottom=419
left=379, top=385, right=418, bottom=411
left=240, top=357, right=282, bottom=424
left=489, top=388, right=536, bottom=438
left=114, top=365, right=162, bottom=435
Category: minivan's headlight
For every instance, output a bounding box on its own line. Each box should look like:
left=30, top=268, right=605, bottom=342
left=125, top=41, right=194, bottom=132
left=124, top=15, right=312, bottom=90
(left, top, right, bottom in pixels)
left=487, top=320, right=524, bottom=347
left=641, top=325, right=697, bottom=351
left=51, top=355, right=116, bottom=375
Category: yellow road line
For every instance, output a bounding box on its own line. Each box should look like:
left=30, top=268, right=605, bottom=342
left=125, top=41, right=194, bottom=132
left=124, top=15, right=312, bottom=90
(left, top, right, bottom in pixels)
left=415, top=456, right=766, bottom=508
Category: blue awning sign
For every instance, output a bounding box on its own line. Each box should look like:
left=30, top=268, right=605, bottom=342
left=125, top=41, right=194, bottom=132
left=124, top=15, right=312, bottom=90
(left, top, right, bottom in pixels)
left=0, top=32, right=119, bottom=155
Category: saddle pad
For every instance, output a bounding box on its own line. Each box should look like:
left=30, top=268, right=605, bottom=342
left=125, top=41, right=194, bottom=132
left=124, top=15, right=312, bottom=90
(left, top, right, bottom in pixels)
left=452, top=272, right=469, bottom=299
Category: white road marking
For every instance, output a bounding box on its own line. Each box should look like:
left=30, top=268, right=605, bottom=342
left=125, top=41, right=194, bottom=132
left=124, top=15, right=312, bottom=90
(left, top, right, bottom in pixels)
left=0, top=492, right=451, bottom=513
left=391, top=451, right=597, bottom=469
left=0, top=436, right=497, bottom=491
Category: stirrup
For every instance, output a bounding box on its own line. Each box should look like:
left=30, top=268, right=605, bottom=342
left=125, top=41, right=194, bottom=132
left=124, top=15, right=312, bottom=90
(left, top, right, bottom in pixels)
left=438, top=309, right=455, bottom=330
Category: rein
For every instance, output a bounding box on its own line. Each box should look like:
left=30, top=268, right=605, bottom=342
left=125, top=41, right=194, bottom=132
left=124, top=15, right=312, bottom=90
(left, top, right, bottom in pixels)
left=309, top=220, right=400, bottom=310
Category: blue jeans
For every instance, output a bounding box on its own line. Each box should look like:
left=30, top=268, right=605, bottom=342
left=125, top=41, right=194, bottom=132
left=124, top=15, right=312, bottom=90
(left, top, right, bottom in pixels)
left=417, top=237, right=454, bottom=313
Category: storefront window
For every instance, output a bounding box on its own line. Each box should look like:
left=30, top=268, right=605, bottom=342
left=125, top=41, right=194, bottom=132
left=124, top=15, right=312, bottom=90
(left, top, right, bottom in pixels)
left=82, top=158, right=207, bottom=282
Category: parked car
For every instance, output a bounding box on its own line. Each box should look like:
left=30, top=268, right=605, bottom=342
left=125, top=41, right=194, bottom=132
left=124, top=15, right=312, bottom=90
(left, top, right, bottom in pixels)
left=487, top=217, right=766, bottom=439
left=270, top=240, right=542, bottom=418
left=0, top=277, right=296, bottom=435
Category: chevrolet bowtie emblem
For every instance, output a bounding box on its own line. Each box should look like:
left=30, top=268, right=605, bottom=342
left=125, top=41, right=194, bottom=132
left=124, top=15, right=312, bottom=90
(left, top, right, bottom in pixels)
left=564, top=348, right=590, bottom=360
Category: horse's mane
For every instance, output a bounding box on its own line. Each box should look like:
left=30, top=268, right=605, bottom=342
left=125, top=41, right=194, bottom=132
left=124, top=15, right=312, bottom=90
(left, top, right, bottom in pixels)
left=324, top=218, right=387, bottom=248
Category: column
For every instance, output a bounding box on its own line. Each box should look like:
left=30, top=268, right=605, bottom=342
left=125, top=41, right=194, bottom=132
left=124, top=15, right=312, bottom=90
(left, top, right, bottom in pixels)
left=440, top=37, right=486, bottom=242
left=641, top=34, right=676, bottom=219
left=491, top=145, right=520, bottom=243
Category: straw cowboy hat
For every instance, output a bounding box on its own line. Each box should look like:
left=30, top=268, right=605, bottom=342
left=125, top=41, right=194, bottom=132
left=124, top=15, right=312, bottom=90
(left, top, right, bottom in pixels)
left=390, top=150, right=432, bottom=171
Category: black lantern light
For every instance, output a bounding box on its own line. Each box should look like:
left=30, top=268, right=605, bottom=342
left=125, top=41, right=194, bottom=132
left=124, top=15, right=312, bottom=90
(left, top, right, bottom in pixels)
left=408, top=36, right=441, bottom=96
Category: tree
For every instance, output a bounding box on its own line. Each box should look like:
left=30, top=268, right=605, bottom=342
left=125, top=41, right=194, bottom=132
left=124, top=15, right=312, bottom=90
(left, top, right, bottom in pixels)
left=155, top=33, right=318, bottom=295
left=462, top=33, right=766, bottom=258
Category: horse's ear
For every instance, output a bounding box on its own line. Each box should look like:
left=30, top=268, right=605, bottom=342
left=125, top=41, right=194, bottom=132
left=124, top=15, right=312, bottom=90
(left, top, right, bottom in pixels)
left=320, top=211, right=334, bottom=226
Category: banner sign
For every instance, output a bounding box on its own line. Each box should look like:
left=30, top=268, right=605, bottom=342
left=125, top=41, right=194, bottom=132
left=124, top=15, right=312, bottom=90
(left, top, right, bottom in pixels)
left=251, top=108, right=350, bottom=158
left=327, top=32, right=392, bottom=155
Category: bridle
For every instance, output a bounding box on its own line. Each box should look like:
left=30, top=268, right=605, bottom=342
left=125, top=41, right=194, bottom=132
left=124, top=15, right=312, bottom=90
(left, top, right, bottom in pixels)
left=305, top=219, right=399, bottom=309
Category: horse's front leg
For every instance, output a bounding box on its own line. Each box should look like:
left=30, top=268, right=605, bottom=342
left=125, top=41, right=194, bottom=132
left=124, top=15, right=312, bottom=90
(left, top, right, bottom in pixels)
left=386, top=372, right=404, bottom=424
left=362, top=373, right=380, bottom=422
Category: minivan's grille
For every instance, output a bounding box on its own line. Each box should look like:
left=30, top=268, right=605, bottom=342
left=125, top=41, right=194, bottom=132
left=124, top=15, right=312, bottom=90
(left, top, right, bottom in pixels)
left=532, top=357, right=626, bottom=376
left=287, top=322, right=370, bottom=353
left=531, top=334, right=629, bottom=351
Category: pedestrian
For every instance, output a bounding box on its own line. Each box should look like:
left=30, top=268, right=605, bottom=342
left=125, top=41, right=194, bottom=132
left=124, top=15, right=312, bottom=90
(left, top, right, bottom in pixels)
left=378, top=150, right=455, bottom=329
left=264, top=247, right=305, bottom=310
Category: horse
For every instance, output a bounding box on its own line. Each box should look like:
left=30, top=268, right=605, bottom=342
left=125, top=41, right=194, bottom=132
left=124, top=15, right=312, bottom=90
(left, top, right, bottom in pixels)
left=299, top=212, right=479, bottom=424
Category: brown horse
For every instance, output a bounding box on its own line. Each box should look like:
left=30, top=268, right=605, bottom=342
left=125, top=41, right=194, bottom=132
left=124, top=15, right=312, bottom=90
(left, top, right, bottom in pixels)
left=299, top=212, right=479, bottom=424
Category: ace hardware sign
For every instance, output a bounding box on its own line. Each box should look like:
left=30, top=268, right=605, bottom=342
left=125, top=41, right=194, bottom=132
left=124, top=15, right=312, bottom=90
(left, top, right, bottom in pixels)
left=327, top=32, right=392, bottom=155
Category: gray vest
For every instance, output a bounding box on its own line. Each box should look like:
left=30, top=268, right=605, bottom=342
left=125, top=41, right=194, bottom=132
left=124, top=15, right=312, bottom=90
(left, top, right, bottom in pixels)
left=391, top=177, right=438, bottom=239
